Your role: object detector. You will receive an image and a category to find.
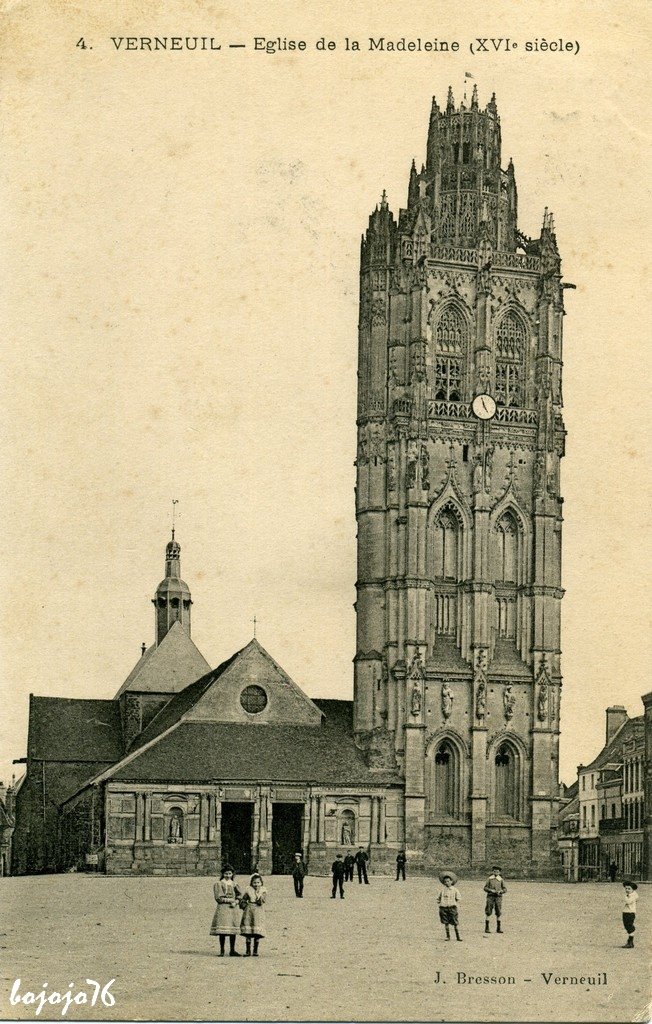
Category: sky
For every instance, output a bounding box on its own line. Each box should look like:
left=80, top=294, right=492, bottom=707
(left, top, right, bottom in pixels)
left=1, top=0, right=651, bottom=787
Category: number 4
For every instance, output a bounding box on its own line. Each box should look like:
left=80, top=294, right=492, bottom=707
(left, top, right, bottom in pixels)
left=76, top=37, right=87, bottom=49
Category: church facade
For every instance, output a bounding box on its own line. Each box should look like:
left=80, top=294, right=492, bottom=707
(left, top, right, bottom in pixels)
left=13, top=88, right=568, bottom=877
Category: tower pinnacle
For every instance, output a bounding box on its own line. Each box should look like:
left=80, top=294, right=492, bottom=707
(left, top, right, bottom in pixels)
left=153, top=525, right=192, bottom=645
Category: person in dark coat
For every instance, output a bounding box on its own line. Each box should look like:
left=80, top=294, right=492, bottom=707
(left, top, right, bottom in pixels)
left=292, top=853, right=306, bottom=897
left=344, top=850, right=355, bottom=882
left=396, top=851, right=407, bottom=881
left=355, top=846, right=370, bottom=884
left=331, top=854, right=346, bottom=899
left=609, top=860, right=617, bottom=882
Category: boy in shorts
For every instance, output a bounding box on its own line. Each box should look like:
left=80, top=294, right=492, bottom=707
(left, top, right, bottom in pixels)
left=437, top=871, right=462, bottom=941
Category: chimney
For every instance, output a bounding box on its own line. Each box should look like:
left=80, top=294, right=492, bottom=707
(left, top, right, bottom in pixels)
left=606, top=706, right=628, bottom=745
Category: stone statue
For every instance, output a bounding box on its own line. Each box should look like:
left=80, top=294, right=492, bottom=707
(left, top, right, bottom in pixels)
left=485, top=445, right=494, bottom=491
left=473, top=450, right=484, bottom=493
left=387, top=447, right=397, bottom=491
left=476, top=680, right=486, bottom=720
left=420, top=445, right=430, bottom=490
left=169, top=814, right=182, bottom=842
left=406, top=441, right=418, bottom=488
left=411, top=683, right=422, bottom=716
left=538, top=682, right=549, bottom=722
left=441, top=682, right=454, bottom=719
left=503, top=685, right=515, bottom=722
left=341, top=822, right=353, bottom=845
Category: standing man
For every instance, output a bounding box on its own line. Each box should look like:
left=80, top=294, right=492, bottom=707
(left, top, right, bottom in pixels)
left=396, top=850, right=407, bottom=881
left=344, top=849, right=355, bottom=883
left=609, top=860, right=617, bottom=883
left=292, top=852, right=306, bottom=898
left=331, top=853, right=345, bottom=899
left=483, top=866, right=507, bottom=934
left=355, top=846, right=370, bottom=884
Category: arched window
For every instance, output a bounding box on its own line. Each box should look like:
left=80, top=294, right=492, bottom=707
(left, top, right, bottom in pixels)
left=495, top=312, right=526, bottom=408
left=434, top=307, right=467, bottom=401
left=433, top=740, right=460, bottom=818
left=494, top=742, right=521, bottom=820
left=433, top=509, right=460, bottom=580
left=495, top=512, right=518, bottom=583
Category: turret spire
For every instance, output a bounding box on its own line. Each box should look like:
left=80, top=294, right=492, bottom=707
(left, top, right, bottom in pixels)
left=153, top=520, right=192, bottom=645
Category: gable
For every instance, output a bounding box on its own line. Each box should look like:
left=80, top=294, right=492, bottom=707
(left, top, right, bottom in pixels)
left=184, top=640, right=323, bottom=727
left=114, top=621, right=211, bottom=697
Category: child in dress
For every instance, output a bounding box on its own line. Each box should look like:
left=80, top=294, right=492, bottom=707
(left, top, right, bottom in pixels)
left=240, top=872, right=267, bottom=956
left=622, top=881, right=638, bottom=948
left=437, top=871, right=462, bottom=942
left=210, top=865, right=242, bottom=957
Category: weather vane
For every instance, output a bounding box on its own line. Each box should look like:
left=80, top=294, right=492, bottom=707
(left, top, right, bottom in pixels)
left=171, top=499, right=178, bottom=539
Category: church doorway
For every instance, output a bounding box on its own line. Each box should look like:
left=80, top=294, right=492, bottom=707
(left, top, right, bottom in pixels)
left=272, top=803, right=303, bottom=874
left=220, top=802, right=253, bottom=874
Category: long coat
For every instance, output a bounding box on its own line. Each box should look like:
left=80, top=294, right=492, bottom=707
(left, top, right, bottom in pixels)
left=210, top=879, right=242, bottom=936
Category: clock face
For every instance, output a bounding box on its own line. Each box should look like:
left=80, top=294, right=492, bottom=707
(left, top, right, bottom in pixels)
left=472, top=394, right=497, bottom=420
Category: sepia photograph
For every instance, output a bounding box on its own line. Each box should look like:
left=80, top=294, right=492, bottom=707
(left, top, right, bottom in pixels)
left=1, top=1, right=651, bottom=1022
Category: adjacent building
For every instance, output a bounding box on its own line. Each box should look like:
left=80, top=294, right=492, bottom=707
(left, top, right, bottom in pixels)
left=572, top=701, right=651, bottom=882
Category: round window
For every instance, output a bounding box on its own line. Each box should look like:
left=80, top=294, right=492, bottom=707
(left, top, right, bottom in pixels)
left=240, top=685, right=268, bottom=714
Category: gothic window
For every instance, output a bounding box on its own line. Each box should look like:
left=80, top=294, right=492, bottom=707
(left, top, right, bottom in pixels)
left=496, top=597, right=516, bottom=639
left=433, top=510, right=460, bottom=581
left=433, top=740, right=460, bottom=818
left=434, top=594, right=457, bottom=636
left=494, top=742, right=521, bottom=820
left=434, top=307, right=467, bottom=401
left=495, top=312, right=526, bottom=407
left=495, top=512, right=518, bottom=583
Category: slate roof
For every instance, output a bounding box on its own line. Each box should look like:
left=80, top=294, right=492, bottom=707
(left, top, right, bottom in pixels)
left=581, top=716, right=643, bottom=773
left=28, top=695, right=124, bottom=762
left=114, top=621, right=210, bottom=698
left=111, top=699, right=401, bottom=787
left=128, top=646, right=242, bottom=751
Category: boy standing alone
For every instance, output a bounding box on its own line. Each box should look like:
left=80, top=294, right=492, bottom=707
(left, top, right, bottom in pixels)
left=483, top=866, right=507, bottom=934
left=437, top=871, right=462, bottom=942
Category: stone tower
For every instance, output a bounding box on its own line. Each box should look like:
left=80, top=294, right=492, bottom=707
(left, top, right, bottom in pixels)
left=153, top=530, right=192, bottom=644
left=354, top=87, right=567, bottom=874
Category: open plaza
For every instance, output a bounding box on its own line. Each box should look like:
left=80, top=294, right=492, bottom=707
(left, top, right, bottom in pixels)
left=2, top=875, right=649, bottom=1022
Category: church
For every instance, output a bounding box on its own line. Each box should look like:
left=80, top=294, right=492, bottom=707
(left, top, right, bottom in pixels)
left=13, top=87, right=568, bottom=877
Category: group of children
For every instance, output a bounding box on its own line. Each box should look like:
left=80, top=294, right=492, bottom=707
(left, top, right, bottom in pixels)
left=436, top=867, right=640, bottom=949
left=209, top=865, right=267, bottom=957
left=209, top=861, right=641, bottom=956
left=435, top=866, right=506, bottom=942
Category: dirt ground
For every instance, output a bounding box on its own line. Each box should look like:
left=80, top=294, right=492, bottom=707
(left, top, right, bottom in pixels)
left=1, top=874, right=650, bottom=1022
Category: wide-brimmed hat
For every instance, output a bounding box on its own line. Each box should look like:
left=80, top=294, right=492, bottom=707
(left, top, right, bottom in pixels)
left=439, top=870, right=458, bottom=884
left=623, top=881, right=638, bottom=890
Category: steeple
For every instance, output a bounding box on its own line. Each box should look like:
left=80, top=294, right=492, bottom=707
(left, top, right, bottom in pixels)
left=153, top=528, right=192, bottom=645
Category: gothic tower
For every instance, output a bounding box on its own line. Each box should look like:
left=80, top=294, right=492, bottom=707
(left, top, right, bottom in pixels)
left=153, top=529, right=192, bottom=644
left=354, top=87, right=567, bottom=874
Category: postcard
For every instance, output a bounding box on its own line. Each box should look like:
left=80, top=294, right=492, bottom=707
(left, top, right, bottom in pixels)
left=1, top=1, right=650, bottom=1022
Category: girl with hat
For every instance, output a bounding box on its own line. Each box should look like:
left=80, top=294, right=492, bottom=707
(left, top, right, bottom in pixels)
left=210, top=865, right=243, bottom=957
left=621, top=881, right=638, bottom=948
left=436, top=870, right=462, bottom=942
left=240, top=872, right=267, bottom=956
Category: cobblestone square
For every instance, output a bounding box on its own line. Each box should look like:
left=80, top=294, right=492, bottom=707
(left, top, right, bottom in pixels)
left=2, top=875, right=649, bottom=1022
